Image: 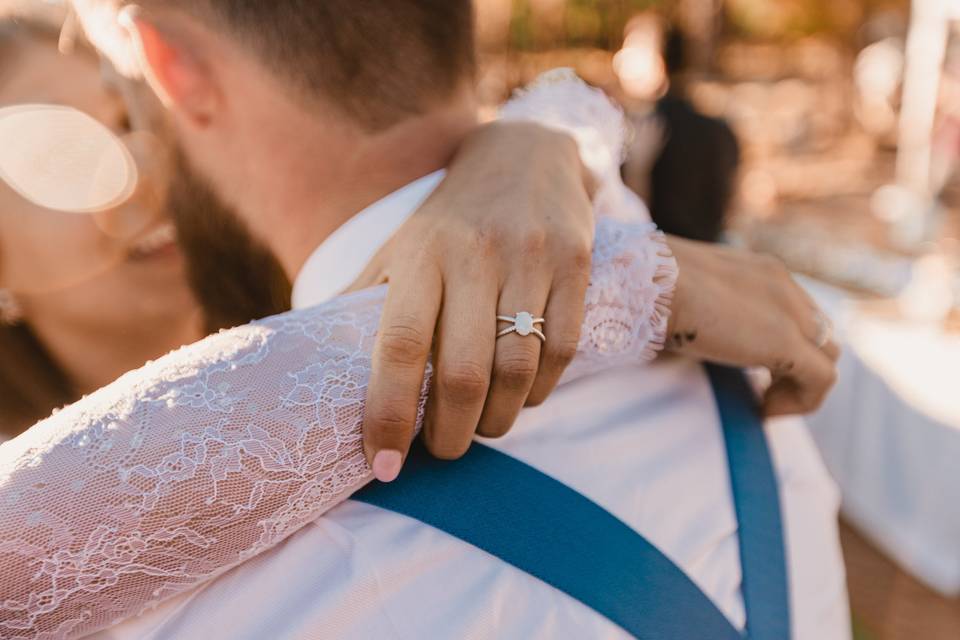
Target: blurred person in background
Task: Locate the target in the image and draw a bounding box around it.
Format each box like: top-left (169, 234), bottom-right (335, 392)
top-left (621, 23), bottom-right (741, 243)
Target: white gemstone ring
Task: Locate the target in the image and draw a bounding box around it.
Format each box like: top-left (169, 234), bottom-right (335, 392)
top-left (813, 311), bottom-right (833, 349)
top-left (497, 312), bottom-right (546, 343)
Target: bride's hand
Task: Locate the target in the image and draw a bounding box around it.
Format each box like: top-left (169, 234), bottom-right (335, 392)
top-left (347, 122), bottom-right (594, 480)
top-left (665, 236), bottom-right (840, 416)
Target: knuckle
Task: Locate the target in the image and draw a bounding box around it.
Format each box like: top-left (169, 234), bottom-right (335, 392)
top-left (365, 406), bottom-right (413, 441)
top-left (378, 320), bottom-right (430, 364)
top-left (495, 353), bottom-right (539, 392)
top-left (520, 228), bottom-right (549, 255)
top-left (438, 362), bottom-right (490, 403)
top-left (567, 241), bottom-right (593, 272)
top-left (471, 227), bottom-right (501, 257)
top-left (558, 228), bottom-right (593, 259)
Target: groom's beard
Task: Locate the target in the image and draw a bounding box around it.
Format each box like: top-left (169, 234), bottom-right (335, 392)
top-left (167, 149), bottom-right (292, 333)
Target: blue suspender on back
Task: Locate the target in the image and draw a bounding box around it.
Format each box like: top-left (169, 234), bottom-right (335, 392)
top-left (707, 365), bottom-right (791, 640)
top-left (355, 365), bottom-right (791, 640)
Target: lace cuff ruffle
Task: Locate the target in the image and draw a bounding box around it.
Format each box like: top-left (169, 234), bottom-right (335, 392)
top-left (565, 223), bottom-right (676, 382)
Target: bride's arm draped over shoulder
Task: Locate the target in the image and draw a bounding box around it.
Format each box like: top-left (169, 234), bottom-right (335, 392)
top-left (0, 71), bottom-right (677, 639)
top-left (0, 219), bottom-right (672, 640)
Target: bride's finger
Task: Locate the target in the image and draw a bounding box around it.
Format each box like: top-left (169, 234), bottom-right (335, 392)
top-left (764, 339), bottom-right (837, 416)
top-left (475, 278), bottom-right (550, 439)
top-left (525, 261), bottom-right (590, 407)
top-left (422, 265), bottom-right (498, 459)
top-left (362, 259), bottom-right (442, 481)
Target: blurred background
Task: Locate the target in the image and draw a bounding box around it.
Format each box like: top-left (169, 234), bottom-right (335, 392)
top-left (472, 1), bottom-right (960, 638)
top-left (2, 1), bottom-right (959, 638)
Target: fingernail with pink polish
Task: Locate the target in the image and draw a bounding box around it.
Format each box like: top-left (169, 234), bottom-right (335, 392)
top-left (373, 450), bottom-right (403, 483)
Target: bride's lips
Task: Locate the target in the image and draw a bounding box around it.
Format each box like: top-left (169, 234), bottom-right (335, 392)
top-left (127, 223), bottom-right (181, 261)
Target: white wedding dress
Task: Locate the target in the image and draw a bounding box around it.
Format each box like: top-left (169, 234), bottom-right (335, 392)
top-left (0, 72), bottom-right (678, 639)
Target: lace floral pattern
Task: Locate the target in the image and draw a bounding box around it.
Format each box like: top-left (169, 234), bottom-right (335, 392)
top-left (0, 289), bottom-right (385, 639)
top-left (566, 222), bottom-right (676, 379)
top-left (0, 71), bottom-right (678, 639)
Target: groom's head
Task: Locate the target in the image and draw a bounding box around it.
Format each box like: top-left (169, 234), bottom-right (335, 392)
top-left (75, 0), bottom-right (478, 276)
top-left (121, 0), bottom-right (475, 129)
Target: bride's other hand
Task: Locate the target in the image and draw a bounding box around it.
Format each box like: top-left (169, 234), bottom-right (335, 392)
top-left (665, 236), bottom-right (840, 417)
top-left (348, 122), bottom-right (594, 480)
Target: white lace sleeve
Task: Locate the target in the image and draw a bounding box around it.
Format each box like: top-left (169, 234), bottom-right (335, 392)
top-left (0, 218), bottom-right (672, 640)
top-left (0, 71), bottom-right (677, 640)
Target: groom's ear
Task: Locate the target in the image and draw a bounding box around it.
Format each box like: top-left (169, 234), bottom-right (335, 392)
top-left (119, 7), bottom-right (220, 130)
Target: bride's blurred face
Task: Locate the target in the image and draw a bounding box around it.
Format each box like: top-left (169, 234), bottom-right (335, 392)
top-left (0, 31), bottom-right (194, 328)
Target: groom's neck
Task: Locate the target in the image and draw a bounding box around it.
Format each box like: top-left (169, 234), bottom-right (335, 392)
top-left (256, 90), bottom-right (480, 280)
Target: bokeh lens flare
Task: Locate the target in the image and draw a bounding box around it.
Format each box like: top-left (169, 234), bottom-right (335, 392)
top-left (0, 103), bottom-right (138, 214)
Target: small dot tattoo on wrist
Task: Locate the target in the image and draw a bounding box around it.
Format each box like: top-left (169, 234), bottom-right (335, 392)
top-left (670, 330), bottom-right (698, 349)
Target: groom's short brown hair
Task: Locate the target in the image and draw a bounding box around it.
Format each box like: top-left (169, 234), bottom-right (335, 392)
top-left (154, 0), bottom-right (475, 130)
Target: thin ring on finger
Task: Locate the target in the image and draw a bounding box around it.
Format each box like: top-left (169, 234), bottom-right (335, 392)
top-left (785, 277), bottom-right (834, 350)
top-left (497, 313), bottom-right (546, 342)
top-left (812, 311), bottom-right (834, 349)
top-left (475, 299), bottom-right (549, 439)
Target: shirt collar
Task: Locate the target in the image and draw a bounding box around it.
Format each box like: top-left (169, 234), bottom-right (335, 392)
top-left (291, 170), bottom-right (446, 309)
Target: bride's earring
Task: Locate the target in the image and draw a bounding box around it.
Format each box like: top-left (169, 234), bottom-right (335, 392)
top-left (0, 289), bottom-right (23, 325)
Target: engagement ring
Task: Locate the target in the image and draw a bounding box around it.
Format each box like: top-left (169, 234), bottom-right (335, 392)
top-left (497, 312), bottom-right (546, 343)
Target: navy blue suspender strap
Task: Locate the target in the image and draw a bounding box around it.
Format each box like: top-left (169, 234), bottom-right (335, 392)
top-left (354, 365), bottom-right (791, 639)
top-left (707, 365), bottom-right (791, 640)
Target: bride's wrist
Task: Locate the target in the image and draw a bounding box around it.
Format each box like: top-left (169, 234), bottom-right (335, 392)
top-left (659, 235), bottom-right (686, 347)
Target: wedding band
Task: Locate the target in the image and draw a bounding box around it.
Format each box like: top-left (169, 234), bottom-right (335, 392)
top-left (813, 312), bottom-right (833, 349)
top-left (497, 312), bottom-right (546, 343)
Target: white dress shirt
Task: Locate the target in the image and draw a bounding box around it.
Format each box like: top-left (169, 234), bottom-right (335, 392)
top-left (98, 172), bottom-right (850, 640)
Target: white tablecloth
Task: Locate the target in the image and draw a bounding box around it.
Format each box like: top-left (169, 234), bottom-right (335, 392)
top-left (802, 277), bottom-right (960, 596)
